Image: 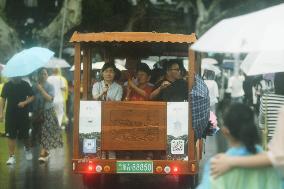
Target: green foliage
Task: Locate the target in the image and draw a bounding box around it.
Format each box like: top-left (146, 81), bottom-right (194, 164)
top-left (81, 0), bottom-right (132, 31)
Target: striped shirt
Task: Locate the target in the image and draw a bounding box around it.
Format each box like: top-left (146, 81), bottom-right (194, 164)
top-left (259, 93), bottom-right (284, 141)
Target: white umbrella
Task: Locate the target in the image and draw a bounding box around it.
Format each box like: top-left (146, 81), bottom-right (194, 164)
top-left (63, 47), bottom-right (75, 56)
top-left (241, 51), bottom-right (284, 76)
top-left (44, 57), bottom-right (71, 68)
top-left (191, 3), bottom-right (284, 53)
top-left (202, 58), bottom-right (218, 65)
top-left (70, 62), bottom-right (127, 71)
top-left (92, 61), bottom-right (127, 71)
top-left (141, 59), bottom-right (156, 69)
top-left (201, 63), bottom-right (221, 75)
top-left (70, 63), bottom-right (83, 71)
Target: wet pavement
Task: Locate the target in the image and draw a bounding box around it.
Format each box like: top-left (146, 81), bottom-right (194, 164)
top-left (0, 131), bottom-right (83, 189)
top-left (0, 128), bottom-right (226, 189)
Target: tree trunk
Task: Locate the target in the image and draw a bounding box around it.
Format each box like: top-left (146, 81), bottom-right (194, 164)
top-left (35, 0), bottom-right (82, 49)
top-left (0, 0), bottom-right (6, 11)
top-left (195, 0), bottom-right (222, 36)
top-left (0, 0), bottom-right (21, 62)
top-left (124, 0), bottom-right (148, 31)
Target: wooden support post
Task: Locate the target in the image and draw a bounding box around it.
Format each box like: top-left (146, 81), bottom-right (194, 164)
top-left (73, 43), bottom-right (81, 159)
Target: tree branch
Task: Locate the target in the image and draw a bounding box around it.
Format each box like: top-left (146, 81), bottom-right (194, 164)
top-left (124, 0), bottom-right (148, 31)
top-left (35, 0), bottom-right (82, 48)
top-left (0, 2), bottom-right (21, 61)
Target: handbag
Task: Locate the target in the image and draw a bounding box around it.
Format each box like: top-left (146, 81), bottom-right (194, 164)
top-left (32, 110), bottom-right (44, 125)
top-left (32, 101), bottom-right (45, 125)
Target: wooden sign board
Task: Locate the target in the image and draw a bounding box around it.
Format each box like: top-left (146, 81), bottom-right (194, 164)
top-left (102, 101), bottom-right (166, 150)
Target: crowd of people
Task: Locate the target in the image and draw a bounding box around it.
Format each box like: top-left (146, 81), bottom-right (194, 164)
top-left (91, 59), bottom-right (189, 159)
top-left (0, 55), bottom-right (283, 188)
top-left (91, 59), bottom-right (188, 103)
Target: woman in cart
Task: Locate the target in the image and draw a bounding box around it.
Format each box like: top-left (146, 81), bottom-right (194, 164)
top-left (92, 62), bottom-right (123, 101)
top-left (92, 62), bottom-right (123, 159)
top-left (124, 63), bottom-right (153, 101)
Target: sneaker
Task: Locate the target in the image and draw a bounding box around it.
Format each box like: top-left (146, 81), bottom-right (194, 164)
top-left (25, 149), bottom-right (33, 160)
top-left (38, 155), bottom-right (49, 163)
top-left (6, 156), bottom-right (16, 165)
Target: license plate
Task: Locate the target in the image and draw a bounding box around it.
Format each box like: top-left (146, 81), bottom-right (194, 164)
top-left (116, 161), bottom-right (153, 173)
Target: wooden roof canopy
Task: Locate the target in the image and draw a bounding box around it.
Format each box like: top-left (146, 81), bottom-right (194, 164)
top-left (70, 31), bottom-right (196, 43)
top-left (70, 32), bottom-right (196, 57)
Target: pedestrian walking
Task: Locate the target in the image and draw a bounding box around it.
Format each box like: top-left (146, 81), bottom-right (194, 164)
top-left (203, 69), bottom-right (219, 113)
top-left (227, 73), bottom-right (245, 104)
top-left (33, 68), bottom-right (63, 163)
top-left (47, 68), bottom-right (66, 128)
top-left (0, 77), bottom-right (35, 165)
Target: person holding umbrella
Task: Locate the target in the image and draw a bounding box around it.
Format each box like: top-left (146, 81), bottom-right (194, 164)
top-left (0, 47), bottom-right (55, 165)
top-left (0, 77), bottom-right (35, 165)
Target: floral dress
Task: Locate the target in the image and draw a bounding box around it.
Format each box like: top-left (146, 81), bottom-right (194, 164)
top-left (32, 82), bottom-right (63, 150)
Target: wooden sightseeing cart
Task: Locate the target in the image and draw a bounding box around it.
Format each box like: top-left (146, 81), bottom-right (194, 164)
top-left (70, 32), bottom-right (200, 188)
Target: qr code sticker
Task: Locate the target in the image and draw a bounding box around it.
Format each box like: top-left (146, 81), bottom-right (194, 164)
top-left (171, 140), bottom-right (184, 154)
top-left (83, 138), bottom-right (96, 154)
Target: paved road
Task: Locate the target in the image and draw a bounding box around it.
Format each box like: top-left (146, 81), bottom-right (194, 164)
top-left (0, 128), bottom-right (226, 189)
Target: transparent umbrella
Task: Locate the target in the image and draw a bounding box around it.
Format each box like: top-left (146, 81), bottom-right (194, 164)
top-left (92, 61), bottom-right (127, 71)
top-left (70, 62), bottom-right (127, 71)
top-left (241, 51), bottom-right (284, 76)
top-left (191, 3), bottom-right (284, 53)
top-left (44, 57), bottom-right (71, 68)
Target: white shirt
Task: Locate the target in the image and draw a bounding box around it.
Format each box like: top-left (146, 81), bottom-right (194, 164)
top-left (228, 75), bottom-right (245, 98)
top-left (204, 80), bottom-right (219, 106)
top-left (92, 80), bottom-right (122, 101)
top-left (47, 75), bottom-right (66, 103)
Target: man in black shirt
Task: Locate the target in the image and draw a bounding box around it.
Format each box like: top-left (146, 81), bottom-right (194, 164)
top-left (0, 77), bottom-right (34, 165)
top-left (150, 59), bottom-right (188, 101)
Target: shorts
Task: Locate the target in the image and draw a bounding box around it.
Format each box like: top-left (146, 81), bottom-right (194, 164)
top-left (6, 116), bottom-right (30, 140)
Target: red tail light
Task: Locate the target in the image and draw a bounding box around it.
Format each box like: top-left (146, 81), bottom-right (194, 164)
top-left (173, 166), bottom-right (179, 173)
top-left (88, 164), bottom-right (94, 172)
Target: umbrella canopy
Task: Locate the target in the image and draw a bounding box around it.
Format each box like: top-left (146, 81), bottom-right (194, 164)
top-left (44, 57), bottom-right (71, 68)
top-left (202, 58), bottom-right (218, 65)
top-left (191, 3), bottom-right (284, 53)
top-left (241, 51), bottom-right (284, 76)
top-left (70, 62), bottom-right (127, 71)
top-left (201, 63), bottom-right (221, 75)
top-left (141, 59), bottom-right (156, 69)
top-left (92, 61), bottom-right (127, 71)
top-left (0, 63), bottom-right (5, 72)
top-left (3, 47), bottom-right (54, 77)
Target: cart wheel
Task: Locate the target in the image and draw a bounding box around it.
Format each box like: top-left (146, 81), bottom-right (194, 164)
top-left (82, 174), bottom-right (101, 189)
top-left (178, 175), bottom-right (198, 189)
